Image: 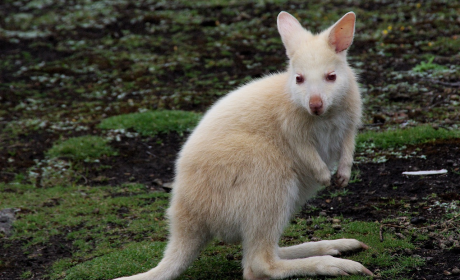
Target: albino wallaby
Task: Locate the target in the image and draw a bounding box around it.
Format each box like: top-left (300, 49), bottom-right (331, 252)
top-left (114, 11), bottom-right (373, 280)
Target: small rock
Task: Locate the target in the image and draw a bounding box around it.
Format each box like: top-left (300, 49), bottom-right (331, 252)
top-left (452, 267), bottom-right (460, 275)
top-left (319, 211), bottom-right (327, 217)
top-left (395, 233), bottom-right (406, 239)
top-left (443, 270), bottom-right (451, 276)
top-left (153, 178), bottom-right (163, 186)
top-left (332, 224), bottom-right (342, 230)
top-left (162, 182), bottom-right (173, 189)
top-left (0, 208), bottom-right (17, 237)
top-left (306, 218), bottom-right (313, 225)
top-left (373, 114), bottom-right (386, 124)
top-left (310, 237), bottom-right (321, 241)
top-left (410, 216), bottom-right (427, 225)
top-left (409, 196), bottom-right (418, 202)
top-left (404, 248), bottom-right (413, 255)
top-left (332, 218), bottom-right (341, 223)
top-left (428, 232), bottom-right (437, 239)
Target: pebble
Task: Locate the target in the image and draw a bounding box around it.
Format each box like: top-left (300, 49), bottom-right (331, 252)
top-left (410, 216), bottom-right (427, 224)
top-left (319, 211), bottom-right (327, 217)
top-left (332, 224), bottom-right (341, 230)
top-left (0, 209), bottom-right (17, 237)
top-left (332, 218), bottom-right (341, 223)
top-left (443, 270), bottom-right (451, 276)
top-left (452, 267), bottom-right (460, 275)
top-left (395, 233), bottom-right (406, 239)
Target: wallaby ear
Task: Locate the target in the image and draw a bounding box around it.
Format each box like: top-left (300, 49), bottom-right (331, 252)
top-left (328, 12), bottom-right (356, 53)
top-left (277, 11), bottom-right (305, 58)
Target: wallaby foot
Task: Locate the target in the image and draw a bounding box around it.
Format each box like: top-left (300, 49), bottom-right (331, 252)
top-left (279, 238), bottom-right (368, 259)
top-left (244, 254), bottom-right (373, 279)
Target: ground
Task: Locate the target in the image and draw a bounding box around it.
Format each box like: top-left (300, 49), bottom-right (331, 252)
top-left (0, 0), bottom-right (459, 279)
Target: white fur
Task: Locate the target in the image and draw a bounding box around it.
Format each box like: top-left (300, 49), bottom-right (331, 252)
top-left (113, 11), bottom-right (371, 280)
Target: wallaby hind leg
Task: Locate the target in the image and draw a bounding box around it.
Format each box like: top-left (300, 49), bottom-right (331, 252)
top-left (114, 219), bottom-right (210, 280)
top-left (243, 236), bottom-right (373, 280)
top-left (243, 241), bottom-right (372, 280)
top-left (278, 238), bottom-right (369, 259)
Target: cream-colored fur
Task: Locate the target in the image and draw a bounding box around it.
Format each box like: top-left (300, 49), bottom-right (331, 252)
top-left (114, 11), bottom-right (372, 280)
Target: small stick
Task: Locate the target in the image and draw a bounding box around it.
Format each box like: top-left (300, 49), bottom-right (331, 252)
top-left (379, 225), bottom-right (384, 242)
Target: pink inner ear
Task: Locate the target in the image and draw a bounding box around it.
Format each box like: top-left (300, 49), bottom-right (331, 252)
top-left (329, 13), bottom-right (355, 53)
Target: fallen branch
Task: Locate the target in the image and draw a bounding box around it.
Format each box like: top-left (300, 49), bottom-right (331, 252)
top-left (430, 80), bottom-right (460, 88)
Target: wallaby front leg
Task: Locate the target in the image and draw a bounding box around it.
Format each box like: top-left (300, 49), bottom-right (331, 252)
top-left (278, 239), bottom-right (368, 259)
top-left (336, 128), bottom-right (357, 187)
top-left (295, 144), bottom-right (331, 187)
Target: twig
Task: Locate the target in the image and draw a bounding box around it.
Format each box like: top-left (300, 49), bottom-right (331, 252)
top-left (416, 213), bottom-right (460, 230)
top-left (430, 80), bottom-right (460, 87)
top-left (379, 225), bottom-right (384, 242)
top-left (77, 172), bottom-right (88, 185)
top-left (381, 223), bottom-right (407, 229)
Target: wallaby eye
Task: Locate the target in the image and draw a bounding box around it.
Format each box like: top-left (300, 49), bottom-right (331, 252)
top-left (295, 74), bottom-right (304, 84)
top-left (326, 72), bottom-right (336, 82)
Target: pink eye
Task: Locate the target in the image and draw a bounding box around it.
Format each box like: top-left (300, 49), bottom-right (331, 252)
top-left (326, 72), bottom-right (336, 82)
top-left (295, 74), bottom-right (304, 84)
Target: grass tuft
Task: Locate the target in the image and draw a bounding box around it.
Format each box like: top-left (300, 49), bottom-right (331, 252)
top-left (46, 135), bottom-right (117, 161)
top-left (357, 125), bottom-right (460, 150)
top-left (99, 110), bottom-right (202, 136)
top-left (412, 56), bottom-right (448, 72)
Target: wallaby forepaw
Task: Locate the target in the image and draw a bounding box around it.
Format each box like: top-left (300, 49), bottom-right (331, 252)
top-left (336, 165), bottom-right (351, 187)
top-left (316, 169), bottom-right (331, 187)
top-left (335, 173), bottom-right (349, 187)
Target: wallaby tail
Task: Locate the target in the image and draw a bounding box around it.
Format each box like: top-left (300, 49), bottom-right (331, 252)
top-left (113, 230), bottom-right (210, 280)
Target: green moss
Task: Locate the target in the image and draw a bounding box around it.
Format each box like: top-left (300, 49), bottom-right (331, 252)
top-left (357, 125), bottom-right (460, 150)
top-left (99, 110), bottom-right (202, 136)
top-left (46, 135), bottom-right (117, 161)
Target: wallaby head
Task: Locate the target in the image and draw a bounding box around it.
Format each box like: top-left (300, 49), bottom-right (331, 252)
top-left (277, 12), bottom-right (356, 116)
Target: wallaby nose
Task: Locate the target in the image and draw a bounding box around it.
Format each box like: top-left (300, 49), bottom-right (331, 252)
top-left (309, 95), bottom-right (323, 115)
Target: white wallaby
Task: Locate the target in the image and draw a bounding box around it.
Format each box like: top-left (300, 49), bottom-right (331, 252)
top-left (114, 11), bottom-right (373, 280)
